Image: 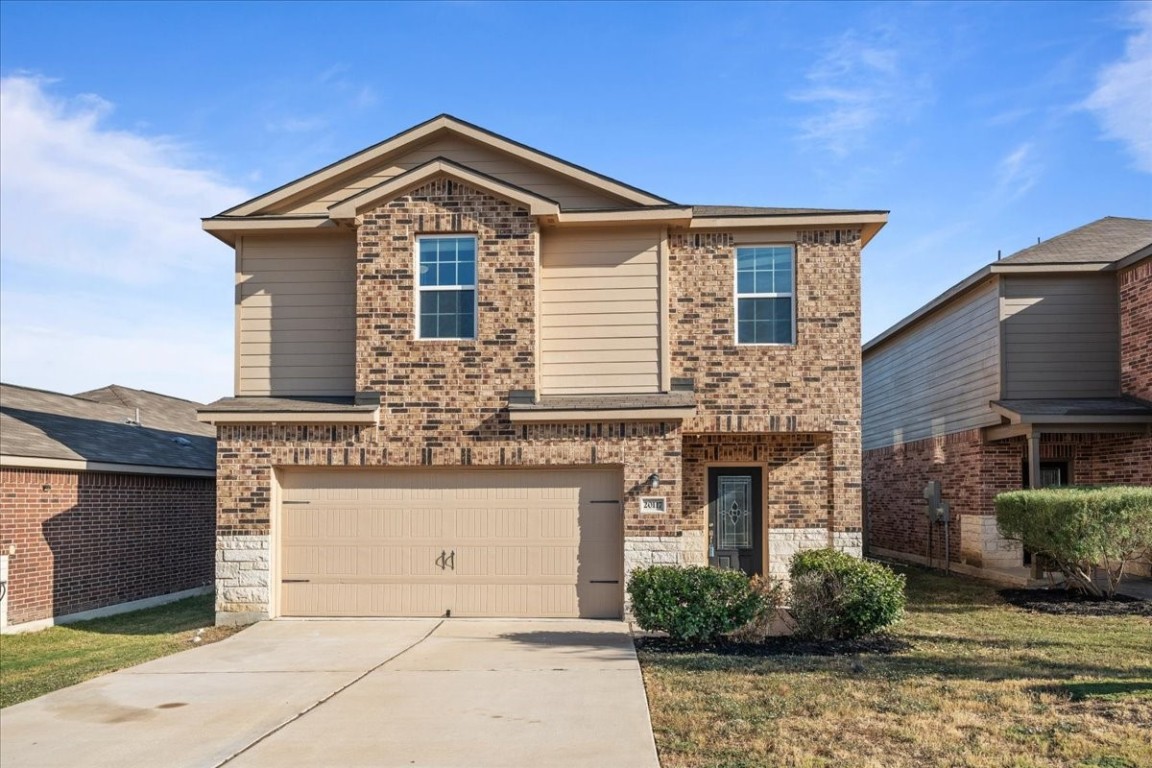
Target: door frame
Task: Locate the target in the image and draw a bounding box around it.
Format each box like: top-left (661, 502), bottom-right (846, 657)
top-left (703, 462), bottom-right (768, 576)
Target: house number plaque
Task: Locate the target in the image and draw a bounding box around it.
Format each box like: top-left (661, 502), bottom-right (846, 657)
top-left (640, 496), bottom-right (667, 513)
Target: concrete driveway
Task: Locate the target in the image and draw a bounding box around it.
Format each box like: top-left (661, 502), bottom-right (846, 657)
top-left (0, 619), bottom-right (660, 768)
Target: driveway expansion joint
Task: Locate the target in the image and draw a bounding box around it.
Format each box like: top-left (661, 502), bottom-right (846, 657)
top-left (211, 619), bottom-right (444, 768)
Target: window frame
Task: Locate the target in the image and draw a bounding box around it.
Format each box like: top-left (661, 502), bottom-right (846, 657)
top-left (733, 243), bottom-right (796, 346)
top-left (413, 234), bottom-right (479, 341)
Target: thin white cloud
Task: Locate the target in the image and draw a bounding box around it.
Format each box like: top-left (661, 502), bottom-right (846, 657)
top-left (0, 289), bottom-right (232, 404)
top-left (0, 76), bottom-right (242, 402)
top-left (1085, 4), bottom-right (1152, 173)
top-left (995, 142), bottom-right (1042, 202)
top-left (266, 115), bottom-right (329, 134)
top-left (791, 31), bottom-right (930, 157)
top-left (0, 75), bottom-right (248, 283)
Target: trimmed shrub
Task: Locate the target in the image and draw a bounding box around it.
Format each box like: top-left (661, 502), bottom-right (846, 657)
top-left (995, 486), bottom-right (1152, 597)
top-left (788, 549), bottom-right (906, 640)
top-left (727, 575), bottom-right (788, 643)
top-left (627, 565), bottom-right (766, 643)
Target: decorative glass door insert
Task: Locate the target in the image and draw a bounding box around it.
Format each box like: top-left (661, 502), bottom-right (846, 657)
top-left (717, 475), bottom-right (752, 549)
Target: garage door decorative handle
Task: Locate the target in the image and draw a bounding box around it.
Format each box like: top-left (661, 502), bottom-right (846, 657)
top-left (436, 550), bottom-right (457, 571)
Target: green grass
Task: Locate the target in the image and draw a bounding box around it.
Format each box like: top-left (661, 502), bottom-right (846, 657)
top-left (638, 566), bottom-right (1152, 768)
top-left (0, 594), bottom-right (241, 708)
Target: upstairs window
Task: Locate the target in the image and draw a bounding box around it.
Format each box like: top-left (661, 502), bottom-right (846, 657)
top-left (735, 245), bottom-right (794, 345)
top-left (417, 236), bottom-right (477, 339)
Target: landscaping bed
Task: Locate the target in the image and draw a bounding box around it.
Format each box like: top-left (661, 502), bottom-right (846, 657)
top-left (637, 566), bottom-right (1152, 768)
top-left (635, 633), bottom-right (912, 657)
top-left (999, 587), bottom-right (1152, 617)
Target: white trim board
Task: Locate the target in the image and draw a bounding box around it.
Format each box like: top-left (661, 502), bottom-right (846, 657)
top-left (0, 455), bottom-right (215, 478)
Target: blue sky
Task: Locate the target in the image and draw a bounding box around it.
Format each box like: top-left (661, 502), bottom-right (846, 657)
top-left (2, 0), bottom-right (1150, 403)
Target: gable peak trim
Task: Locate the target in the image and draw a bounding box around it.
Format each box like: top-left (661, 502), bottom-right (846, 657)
top-left (220, 114), bottom-right (672, 217)
top-left (327, 157), bottom-right (561, 219)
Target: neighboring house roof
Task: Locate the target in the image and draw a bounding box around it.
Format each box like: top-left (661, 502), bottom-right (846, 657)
top-left (997, 217), bottom-right (1152, 266)
top-left (0, 383), bottom-right (216, 474)
top-left (992, 398), bottom-right (1152, 421)
top-left (864, 216), bottom-right (1152, 354)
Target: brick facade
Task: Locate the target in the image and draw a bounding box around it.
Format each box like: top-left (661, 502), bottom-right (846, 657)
top-left (669, 228), bottom-right (864, 544)
top-left (214, 181), bottom-right (866, 620)
top-left (1119, 257), bottom-right (1152, 402)
top-left (864, 428), bottom-right (1152, 570)
top-left (0, 468), bottom-right (215, 627)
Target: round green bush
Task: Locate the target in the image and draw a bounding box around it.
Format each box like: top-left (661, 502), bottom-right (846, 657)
top-left (788, 549), bottom-right (906, 640)
top-left (626, 565), bottom-right (766, 643)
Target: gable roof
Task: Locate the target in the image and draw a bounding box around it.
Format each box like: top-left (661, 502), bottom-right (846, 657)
top-left (327, 157), bottom-right (561, 220)
top-left (863, 216), bottom-right (1152, 354)
top-left (220, 114), bottom-right (673, 217)
top-left (0, 383), bottom-right (216, 474)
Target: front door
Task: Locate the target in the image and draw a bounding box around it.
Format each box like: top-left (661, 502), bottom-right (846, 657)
top-left (708, 467), bottom-right (763, 576)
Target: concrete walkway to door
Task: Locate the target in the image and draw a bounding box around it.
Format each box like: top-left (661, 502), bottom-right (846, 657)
top-left (0, 619), bottom-right (661, 768)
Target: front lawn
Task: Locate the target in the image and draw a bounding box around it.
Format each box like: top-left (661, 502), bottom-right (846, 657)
top-left (0, 594), bottom-right (241, 708)
top-left (638, 566), bottom-right (1152, 768)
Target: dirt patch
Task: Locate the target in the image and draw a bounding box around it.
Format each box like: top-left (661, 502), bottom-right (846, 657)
top-left (635, 633), bottom-right (912, 657)
top-left (998, 588), bottom-right (1152, 617)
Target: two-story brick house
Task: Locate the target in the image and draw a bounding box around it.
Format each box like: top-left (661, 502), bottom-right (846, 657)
top-left (862, 217), bottom-right (1152, 580)
top-left (199, 115), bottom-right (887, 624)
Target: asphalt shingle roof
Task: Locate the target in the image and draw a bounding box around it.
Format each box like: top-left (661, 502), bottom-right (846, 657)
top-left (691, 205), bottom-right (885, 217)
top-left (0, 383), bottom-right (216, 471)
top-left (998, 216), bottom-right (1152, 266)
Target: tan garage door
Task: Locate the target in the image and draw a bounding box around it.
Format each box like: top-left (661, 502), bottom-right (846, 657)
top-left (278, 468), bottom-right (623, 619)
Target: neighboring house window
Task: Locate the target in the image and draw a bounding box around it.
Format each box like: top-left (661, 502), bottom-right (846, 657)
top-left (735, 245), bottom-right (794, 345)
top-left (416, 236), bottom-right (477, 339)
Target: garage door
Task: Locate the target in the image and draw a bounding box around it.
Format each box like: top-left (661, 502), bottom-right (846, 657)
top-left (278, 468), bottom-right (623, 618)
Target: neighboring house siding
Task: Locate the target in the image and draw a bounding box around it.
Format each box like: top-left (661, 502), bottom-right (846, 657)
top-left (862, 278), bottom-right (1000, 451)
top-left (0, 468), bottom-right (215, 626)
top-left (237, 234), bottom-right (356, 397)
top-left (275, 134), bottom-right (631, 216)
top-left (1119, 257), bottom-right (1152, 401)
top-left (539, 227), bottom-right (661, 395)
top-left (1000, 273), bottom-right (1119, 398)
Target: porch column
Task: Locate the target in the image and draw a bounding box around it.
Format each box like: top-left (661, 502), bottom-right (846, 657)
top-left (1027, 430), bottom-right (1041, 490)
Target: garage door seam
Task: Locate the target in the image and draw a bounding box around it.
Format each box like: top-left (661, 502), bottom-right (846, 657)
top-left (210, 620), bottom-right (444, 767)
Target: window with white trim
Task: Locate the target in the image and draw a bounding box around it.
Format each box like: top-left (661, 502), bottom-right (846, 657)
top-left (416, 236), bottom-right (477, 339)
top-left (735, 245), bottom-right (794, 345)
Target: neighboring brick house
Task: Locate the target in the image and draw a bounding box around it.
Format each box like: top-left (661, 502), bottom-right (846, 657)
top-left (862, 217), bottom-right (1152, 581)
top-left (199, 114), bottom-right (888, 624)
top-left (0, 384), bottom-right (216, 633)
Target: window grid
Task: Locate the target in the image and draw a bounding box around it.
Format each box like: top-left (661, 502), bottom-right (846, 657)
top-left (416, 236), bottom-right (478, 340)
top-left (735, 245), bottom-right (795, 345)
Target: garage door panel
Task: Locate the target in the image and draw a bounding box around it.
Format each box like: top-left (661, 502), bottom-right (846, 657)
top-left (279, 468), bottom-right (622, 618)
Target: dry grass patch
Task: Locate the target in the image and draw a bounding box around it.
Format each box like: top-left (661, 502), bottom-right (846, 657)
top-left (0, 594), bottom-right (241, 708)
top-left (638, 566), bottom-right (1152, 768)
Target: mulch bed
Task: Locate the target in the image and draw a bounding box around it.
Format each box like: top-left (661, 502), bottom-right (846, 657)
top-left (998, 588), bottom-right (1152, 617)
top-left (634, 634), bottom-right (912, 657)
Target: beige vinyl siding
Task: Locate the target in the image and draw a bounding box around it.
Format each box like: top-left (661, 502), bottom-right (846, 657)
top-left (237, 234), bottom-right (356, 396)
top-left (863, 278), bottom-right (1001, 450)
top-left (275, 134), bottom-right (632, 215)
top-left (1000, 274), bottom-right (1119, 398)
top-left (539, 228), bottom-right (662, 395)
